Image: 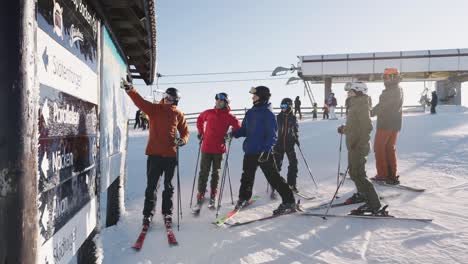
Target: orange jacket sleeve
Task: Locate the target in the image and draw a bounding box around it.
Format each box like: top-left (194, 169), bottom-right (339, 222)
top-left (177, 112), bottom-right (190, 144)
top-left (126, 89), bottom-right (156, 116)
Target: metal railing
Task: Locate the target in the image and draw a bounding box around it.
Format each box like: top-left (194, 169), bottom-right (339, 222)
top-left (128, 105), bottom-right (425, 126)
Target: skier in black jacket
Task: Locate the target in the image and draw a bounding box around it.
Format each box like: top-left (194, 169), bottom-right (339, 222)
top-left (271, 98), bottom-right (300, 198)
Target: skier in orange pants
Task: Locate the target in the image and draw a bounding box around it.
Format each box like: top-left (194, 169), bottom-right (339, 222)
top-left (371, 68), bottom-right (404, 184)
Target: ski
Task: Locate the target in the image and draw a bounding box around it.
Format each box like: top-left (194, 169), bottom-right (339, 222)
top-left (299, 212), bottom-right (432, 222)
top-left (228, 206), bottom-right (303, 227)
top-left (305, 193), bottom-right (401, 212)
top-left (132, 224), bottom-right (149, 250)
top-left (165, 223), bottom-right (178, 246)
top-left (212, 195), bottom-right (260, 226)
top-left (371, 179), bottom-right (425, 192)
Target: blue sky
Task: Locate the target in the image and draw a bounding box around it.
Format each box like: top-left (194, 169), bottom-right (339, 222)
top-left (131, 0), bottom-right (468, 113)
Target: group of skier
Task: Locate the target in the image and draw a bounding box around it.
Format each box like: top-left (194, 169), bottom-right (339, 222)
top-left (121, 66), bottom-right (405, 227)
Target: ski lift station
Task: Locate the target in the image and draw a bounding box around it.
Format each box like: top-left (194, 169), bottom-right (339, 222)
top-left (274, 49), bottom-right (468, 106)
top-left (1, 0), bottom-right (156, 263)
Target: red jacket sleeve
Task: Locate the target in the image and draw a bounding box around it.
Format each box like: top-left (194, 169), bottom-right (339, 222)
top-left (230, 114), bottom-right (241, 132)
top-left (196, 110), bottom-right (207, 135)
top-left (126, 89), bottom-right (156, 116)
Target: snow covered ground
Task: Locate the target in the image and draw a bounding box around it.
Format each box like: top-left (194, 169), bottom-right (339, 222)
top-left (101, 106), bottom-right (468, 264)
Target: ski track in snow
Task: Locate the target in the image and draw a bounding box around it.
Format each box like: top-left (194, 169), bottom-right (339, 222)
top-left (101, 106), bottom-right (468, 264)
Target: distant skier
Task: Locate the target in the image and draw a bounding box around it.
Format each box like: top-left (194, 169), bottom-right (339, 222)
top-left (294, 96), bottom-right (302, 120)
top-left (323, 104), bottom-right (329, 119)
top-left (227, 86), bottom-right (298, 215)
top-left (312, 103), bottom-right (318, 120)
top-left (371, 68), bottom-right (404, 185)
top-left (134, 109), bottom-right (141, 129)
top-left (271, 98), bottom-right (300, 200)
top-left (326, 93), bottom-right (338, 119)
top-left (194, 92), bottom-right (240, 212)
top-left (430, 91), bottom-right (438, 114)
top-left (338, 82), bottom-right (383, 215)
top-left (121, 79), bottom-right (189, 228)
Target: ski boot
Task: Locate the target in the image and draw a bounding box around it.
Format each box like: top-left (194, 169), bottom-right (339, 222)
top-left (234, 199), bottom-right (248, 210)
top-left (273, 202), bottom-right (298, 216)
top-left (208, 189), bottom-right (216, 209)
top-left (345, 192), bottom-right (365, 205)
top-left (192, 192), bottom-right (205, 214)
top-left (349, 204), bottom-right (388, 216)
top-left (370, 176), bottom-right (387, 182)
top-left (164, 214), bottom-right (172, 228)
top-left (142, 215), bottom-right (153, 227)
top-left (385, 176), bottom-right (400, 185)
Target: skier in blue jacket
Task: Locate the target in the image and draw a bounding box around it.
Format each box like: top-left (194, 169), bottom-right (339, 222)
top-left (228, 86), bottom-right (297, 215)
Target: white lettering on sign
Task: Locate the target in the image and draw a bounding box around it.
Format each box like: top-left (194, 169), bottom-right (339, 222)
top-left (52, 55), bottom-right (82, 89)
top-left (52, 150), bottom-right (74, 172)
top-left (53, 196), bottom-right (69, 220)
top-left (53, 226), bottom-right (77, 263)
top-left (69, 0), bottom-right (98, 38)
top-left (53, 103), bottom-right (79, 125)
top-left (69, 24), bottom-right (84, 47)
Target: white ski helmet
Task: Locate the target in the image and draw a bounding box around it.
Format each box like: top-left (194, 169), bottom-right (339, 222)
top-left (344, 81), bottom-right (368, 94)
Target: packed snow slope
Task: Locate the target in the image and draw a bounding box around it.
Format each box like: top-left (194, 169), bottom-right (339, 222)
top-left (101, 106), bottom-right (468, 264)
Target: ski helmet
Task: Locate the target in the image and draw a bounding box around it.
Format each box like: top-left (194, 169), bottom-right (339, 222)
top-left (383, 68), bottom-right (401, 85)
top-left (249, 86), bottom-right (271, 102)
top-left (164, 87), bottom-right (181, 105)
top-left (280, 98), bottom-right (293, 109)
top-left (215, 92), bottom-right (230, 104)
top-left (344, 82), bottom-right (368, 94)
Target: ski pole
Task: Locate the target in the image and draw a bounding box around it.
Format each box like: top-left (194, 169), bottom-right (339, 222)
top-left (176, 143), bottom-right (182, 231)
top-left (226, 160), bottom-right (234, 205)
top-left (216, 138), bottom-right (232, 218)
top-left (336, 132), bottom-right (343, 188)
top-left (296, 144), bottom-right (318, 189)
top-left (189, 140), bottom-right (202, 208)
top-left (322, 166), bottom-right (349, 220)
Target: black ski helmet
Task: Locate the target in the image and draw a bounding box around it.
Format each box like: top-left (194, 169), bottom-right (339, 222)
top-left (165, 87), bottom-right (180, 105)
top-left (281, 98), bottom-right (293, 106)
top-left (215, 92), bottom-right (230, 104)
top-left (249, 86), bottom-right (271, 102)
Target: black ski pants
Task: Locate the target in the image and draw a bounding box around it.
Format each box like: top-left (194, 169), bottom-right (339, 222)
top-left (274, 148), bottom-right (298, 187)
top-left (238, 153), bottom-right (295, 204)
top-left (197, 152), bottom-right (223, 195)
top-left (143, 155), bottom-right (177, 217)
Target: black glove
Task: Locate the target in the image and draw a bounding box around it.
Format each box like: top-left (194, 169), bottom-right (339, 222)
top-left (295, 138), bottom-right (300, 147)
top-left (258, 151), bottom-right (270, 163)
top-left (174, 138), bottom-right (185, 147)
top-left (337, 125), bottom-right (345, 134)
top-left (224, 132), bottom-right (232, 141)
top-left (197, 134), bottom-right (203, 141)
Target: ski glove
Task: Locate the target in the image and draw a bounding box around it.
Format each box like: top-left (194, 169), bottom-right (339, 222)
top-left (258, 151), bottom-right (270, 163)
top-left (120, 78), bottom-right (132, 91)
top-left (337, 125), bottom-right (345, 134)
top-left (197, 134), bottom-right (203, 141)
top-left (174, 138), bottom-right (185, 147)
top-left (224, 132), bottom-right (232, 141)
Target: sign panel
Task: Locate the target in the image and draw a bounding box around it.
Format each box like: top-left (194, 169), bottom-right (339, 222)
top-left (37, 0), bottom-right (99, 263)
top-left (100, 27), bottom-right (129, 190)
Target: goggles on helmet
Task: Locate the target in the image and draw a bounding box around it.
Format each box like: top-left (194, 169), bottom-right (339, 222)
top-left (215, 93), bottom-right (227, 101)
top-left (163, 93), bottom-right (177, 103)
top-left (280, 103), bottom-right (290, 109)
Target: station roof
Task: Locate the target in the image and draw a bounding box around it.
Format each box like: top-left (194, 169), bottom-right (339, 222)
top-left (94, 0), bottom-right (157, 85)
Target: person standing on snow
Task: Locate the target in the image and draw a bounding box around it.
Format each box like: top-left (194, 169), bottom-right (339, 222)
top-left (294, 96), bottom-right (302, 120)
top-left (312, 103), bottom-right (318, 120)
top-left (371, 68), bottom-right (404, 185)
top-left (338, 82), bottom-right (383, 215)
top-left (121, 79), bottom-right (189, 227)
top-left (430, 91), bottom-right (438, 114)
top-left (326, 93), bottom-right (338, 120)
top-left (228, 86), bottom-right (297, 215)
top-left (194, 92), bottom-right (241, 211)
top-left (134, 109), bottom-right (141, 129)
top-left (270, 98), bottom-right (300, 200)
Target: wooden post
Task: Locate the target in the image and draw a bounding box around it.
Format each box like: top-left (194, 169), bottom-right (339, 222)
top-left (0, 0), bottom-right (38, 263)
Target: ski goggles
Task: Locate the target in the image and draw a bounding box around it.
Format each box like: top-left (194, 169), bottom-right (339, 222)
top-left (163, 93), bottom-right (178, 103)
top-left (280, 103), bottom-right (290, 109)
top-left (215, 93), bottom-right (227, 101)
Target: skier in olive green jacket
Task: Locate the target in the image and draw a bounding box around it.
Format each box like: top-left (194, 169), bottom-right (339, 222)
top-left (338, 82), bottom-right (383, 215)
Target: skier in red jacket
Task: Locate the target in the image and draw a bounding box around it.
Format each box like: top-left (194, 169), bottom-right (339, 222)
top-left (193, 93), bottom-right (241, 213)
